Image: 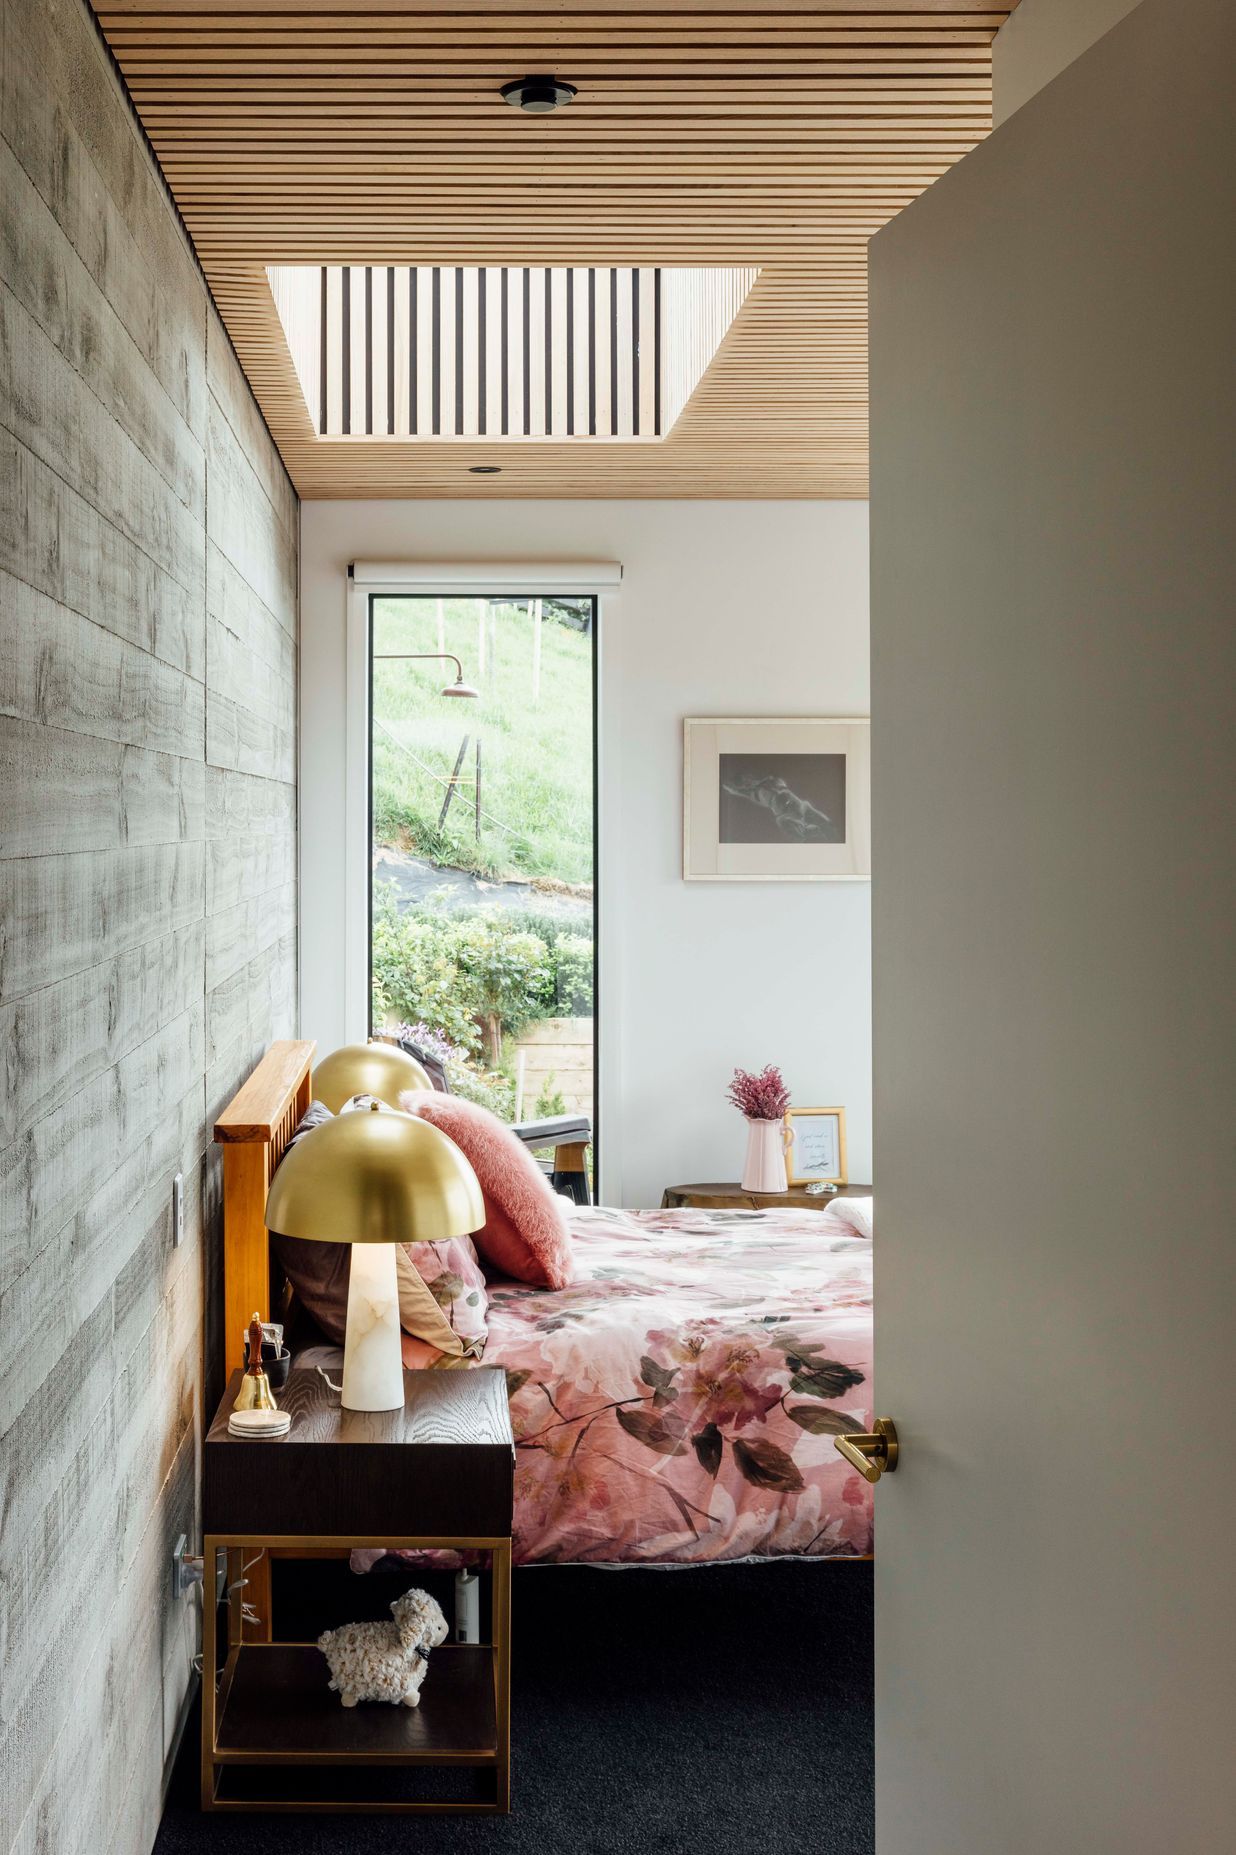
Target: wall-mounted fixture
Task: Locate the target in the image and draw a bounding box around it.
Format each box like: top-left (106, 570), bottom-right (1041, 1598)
top-left (374, 651), bottom-right (480, 699)
top-left (171, 1534), bottom-right (201, 1600)
top-left (500, 75), bottom-right (577, 114)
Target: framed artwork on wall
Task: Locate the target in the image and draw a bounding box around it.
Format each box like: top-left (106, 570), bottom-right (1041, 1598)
top-left (682, 717), bottom-right (871, 880)
top-left (784, 1107), bottom-right (848, 1186)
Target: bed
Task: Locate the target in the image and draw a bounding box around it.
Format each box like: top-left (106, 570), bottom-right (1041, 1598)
top-left (216, 1041), bottom-right (874, 1578)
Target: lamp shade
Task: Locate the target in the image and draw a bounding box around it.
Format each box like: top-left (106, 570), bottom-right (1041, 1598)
top-left (265, 1107), bottom-right (484, 1245)
top-left (312, 1040), bottom-right (432, 1113)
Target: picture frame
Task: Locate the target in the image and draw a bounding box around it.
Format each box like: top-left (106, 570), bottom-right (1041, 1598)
top-left (682, 717), bottom-right (871, 881)
top-left (784, 1107), bottom-right (848, 1186)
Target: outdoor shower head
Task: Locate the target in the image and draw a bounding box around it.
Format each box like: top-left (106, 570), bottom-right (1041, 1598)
top-left (370, 650), bottom-right (479, 698)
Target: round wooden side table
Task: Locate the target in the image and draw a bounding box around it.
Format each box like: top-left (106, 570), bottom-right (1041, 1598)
top-left (660, 1181), bottom-right (872, 1212)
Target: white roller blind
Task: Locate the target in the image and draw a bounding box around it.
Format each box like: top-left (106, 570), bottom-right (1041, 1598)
top-left (350, 561), bottom-right (622, 591)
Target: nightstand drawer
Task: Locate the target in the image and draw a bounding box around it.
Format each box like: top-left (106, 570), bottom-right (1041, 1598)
top-left (205, 1367), bottom-right (514, 1539)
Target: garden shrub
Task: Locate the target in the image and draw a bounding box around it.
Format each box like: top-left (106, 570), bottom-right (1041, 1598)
top-left (551, 935), bottom-right (594, 1015)
top-left (371, 887), bottom-right (481, 1052)
top-left (534, 1074), bottom-right (568, 1117)
top-left (454, 907), bottom-right (594, 1018)
top-left (440, 1056), bottom-right (516, 1120)
top-left (450, 915), bottom-right (553, 1064)
top-left (372, 888), bottom-right (557, 1065)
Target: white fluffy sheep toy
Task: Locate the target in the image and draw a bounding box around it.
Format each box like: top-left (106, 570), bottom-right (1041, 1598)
top-left (318, 1588), bottom-right (449, 1709)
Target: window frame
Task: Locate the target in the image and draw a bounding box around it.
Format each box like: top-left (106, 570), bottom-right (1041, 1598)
top-left (346, 569), bottom-right (611, 1190)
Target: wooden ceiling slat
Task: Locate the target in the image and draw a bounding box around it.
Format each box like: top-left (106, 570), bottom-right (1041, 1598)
top-left (96, 2), bottom-right (1002, 17)
top-left (104, 27), bottom-right (1000, 44)
top-left (122, 60), bottom-right (992, 76)
top-left (89, 0), bottom-right (1012, 497)
top-left (97, 3), bottom-right (1006, 16)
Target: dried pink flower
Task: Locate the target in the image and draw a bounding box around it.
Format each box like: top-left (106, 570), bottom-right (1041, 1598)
top-left (726, 1065), bottom-right (791, 1121)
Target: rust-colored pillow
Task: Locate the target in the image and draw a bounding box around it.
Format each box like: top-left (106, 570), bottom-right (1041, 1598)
top-left (400, 1091), bottom-right (574, 1288)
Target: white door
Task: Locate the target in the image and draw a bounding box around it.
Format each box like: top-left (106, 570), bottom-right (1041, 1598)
top-left (868, 2), bottom-right (1235, 1850)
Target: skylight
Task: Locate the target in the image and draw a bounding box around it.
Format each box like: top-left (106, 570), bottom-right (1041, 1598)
top-left (268, 265), bottom-right (756, 441)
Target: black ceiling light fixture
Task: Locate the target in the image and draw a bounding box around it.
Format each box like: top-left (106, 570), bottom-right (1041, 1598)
top-left (500, 74), bottom-right (577, 114)
top-left (469, 465), bottom-right (502, 475)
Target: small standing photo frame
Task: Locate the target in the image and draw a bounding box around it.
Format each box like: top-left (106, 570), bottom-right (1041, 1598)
top-left (784, 1107), bottom-right (847, 1187)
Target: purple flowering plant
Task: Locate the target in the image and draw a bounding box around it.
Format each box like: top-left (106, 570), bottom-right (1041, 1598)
top-left (395, 1022), bottom-right (459, 1066)
top-left (726, 1064), bottom-right (791, 1122)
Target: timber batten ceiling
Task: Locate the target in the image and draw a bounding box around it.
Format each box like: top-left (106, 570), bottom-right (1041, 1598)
top-left (92, 3), bottom-right (1014, 498)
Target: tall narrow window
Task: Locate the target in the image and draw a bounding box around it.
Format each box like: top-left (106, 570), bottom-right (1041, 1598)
top-left (369, 594), bottom-right (597, 1171)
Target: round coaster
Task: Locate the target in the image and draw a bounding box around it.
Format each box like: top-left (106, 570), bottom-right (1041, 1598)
top-left (228, 1408), bottom-right (291, 1438)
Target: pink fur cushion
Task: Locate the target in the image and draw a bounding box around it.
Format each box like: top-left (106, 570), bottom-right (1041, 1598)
top-left (399, 1091), bottom-right (574, 1288)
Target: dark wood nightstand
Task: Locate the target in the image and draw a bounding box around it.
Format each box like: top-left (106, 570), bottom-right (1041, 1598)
top-left (661, 1181), bottom-right (873, 1212)
top-left (201, 1367), bottom-right (514, 1815)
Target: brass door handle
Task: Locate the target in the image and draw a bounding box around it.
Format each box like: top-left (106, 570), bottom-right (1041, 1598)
top-left (833, 1417), bottom-right (899, 1484)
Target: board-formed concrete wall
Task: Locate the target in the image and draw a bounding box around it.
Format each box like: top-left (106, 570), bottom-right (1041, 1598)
top-left (0, 0), bottom-right (298, 1847)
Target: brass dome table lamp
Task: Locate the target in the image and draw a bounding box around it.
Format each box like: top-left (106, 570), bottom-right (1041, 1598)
top-left (264, 1105), bottom-right (484, 1412)
top-left (312, 1039), bottom-right (432, 1112)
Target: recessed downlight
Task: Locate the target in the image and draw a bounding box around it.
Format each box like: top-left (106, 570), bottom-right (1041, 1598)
top-left (469, 465), bottom-right (502, 475)
top-left (500, 75), bottom-right (577, 114)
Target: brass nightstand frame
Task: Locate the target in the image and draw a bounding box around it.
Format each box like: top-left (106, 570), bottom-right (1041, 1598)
top-left (201, 1533), bottom-right (512, 1814)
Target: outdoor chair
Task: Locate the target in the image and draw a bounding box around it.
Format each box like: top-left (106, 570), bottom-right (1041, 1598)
top-left (381, 1032), bottom-right (593, 1205)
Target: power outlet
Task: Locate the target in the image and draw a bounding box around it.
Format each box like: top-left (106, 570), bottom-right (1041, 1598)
top-left (171, 1534), bottom-right (201, 1599)
top-left (171, 1538), bottom-right (223, 1601)
top-left (172, 1171), bottom-right (184, 1248)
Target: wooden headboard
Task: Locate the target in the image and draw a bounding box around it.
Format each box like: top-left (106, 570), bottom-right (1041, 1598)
top-left (214, 1038), bottom-right (316, 1376)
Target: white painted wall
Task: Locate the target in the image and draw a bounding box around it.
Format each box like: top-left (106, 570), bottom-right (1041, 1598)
top-left (993, 0), bottom-right (1144, 122)
top-left (301, 501), bottom-right (871, 1205)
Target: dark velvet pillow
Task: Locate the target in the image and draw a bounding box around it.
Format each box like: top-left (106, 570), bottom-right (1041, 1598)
top-left (269, 1101), bottom-right (350, 1342)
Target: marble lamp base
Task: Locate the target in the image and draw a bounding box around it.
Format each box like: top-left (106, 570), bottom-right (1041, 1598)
top-left (341, 1242), bottom-right (404, 1412)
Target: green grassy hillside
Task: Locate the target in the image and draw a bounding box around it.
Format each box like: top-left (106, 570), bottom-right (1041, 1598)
top-left (371, 595), bottom-right (593, 886)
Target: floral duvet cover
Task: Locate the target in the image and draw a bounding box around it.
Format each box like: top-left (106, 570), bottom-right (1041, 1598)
top-left (368, 1204), bottom-right (874, 1567)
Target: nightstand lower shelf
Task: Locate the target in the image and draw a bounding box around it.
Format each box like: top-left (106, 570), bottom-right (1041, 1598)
top-left (201, 1535), bottom-right (512, 1813)
top-left (215, 1644), bottom-right (498, 1766)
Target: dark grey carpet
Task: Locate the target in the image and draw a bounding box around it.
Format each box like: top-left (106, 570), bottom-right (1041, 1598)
top-left (156, 1558), bottom-right (873, 1854)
